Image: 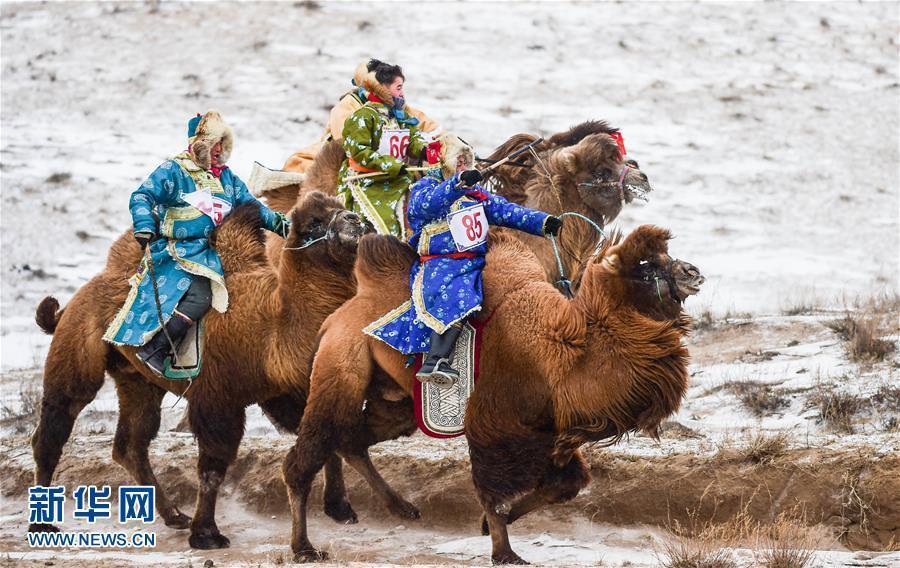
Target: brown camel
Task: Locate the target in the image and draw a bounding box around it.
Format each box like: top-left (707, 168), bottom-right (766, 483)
top-left (29, 192), bottom-right (373, 549)
top-left (263, 121), bottom-right (652, 291)
top-left (281, 225), bottom-right (704, 563)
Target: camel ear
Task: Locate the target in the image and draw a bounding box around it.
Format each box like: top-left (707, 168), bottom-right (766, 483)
top-left (558, 148), bottom-right (578, 175)
top-left (616, 225), bottom-right (672, 270)
top-left (601, 254), bottom-right (620, 272)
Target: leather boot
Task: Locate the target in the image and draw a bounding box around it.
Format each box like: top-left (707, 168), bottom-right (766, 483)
top-left (416, 324), bottom-right (463, 389)
top-left (137, 312), bottom-right (193, 376)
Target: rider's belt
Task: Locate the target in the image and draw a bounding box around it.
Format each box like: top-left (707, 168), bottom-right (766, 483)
top-left (420, 252), bottom-right (478, 262)
top-left (348, 157), bottom-right (379, 173)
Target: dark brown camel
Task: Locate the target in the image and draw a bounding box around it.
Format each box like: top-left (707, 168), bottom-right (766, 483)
top-left (281, 225), bottom-right (703, 563)
top-left (29, 192), bottom-right (371, 549)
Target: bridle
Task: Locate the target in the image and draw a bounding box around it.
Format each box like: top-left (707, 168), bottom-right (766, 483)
top-left (282, 210), bottom-right (343, 251)
top-left (577, 164), bottom-right (629, 203)
top-left (644, 257), bottom-right (681, 306)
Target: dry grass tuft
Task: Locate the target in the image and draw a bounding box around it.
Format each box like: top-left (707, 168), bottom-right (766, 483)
top-left (742, 431), bottom-right (790, 464)
top-left (658, 537), bottom-right (737, 568)
top-left (809, 388), bottom-right (862, 433)
top-left (722, 381), bottom-right (789, 416)
top-left (693, 309), bottom-right (716, 331)
top-left (753, 515), bottom-right (818, 568)
top-left (0, 376), bottom-right (42, 435)
top-left (826, 312), bottom-right (896, 363)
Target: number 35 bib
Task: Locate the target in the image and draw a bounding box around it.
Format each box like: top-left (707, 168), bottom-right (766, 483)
top-left (448, 204), bottom-right (489, 251)
top-left (378, 129), bottom-right (411, 160)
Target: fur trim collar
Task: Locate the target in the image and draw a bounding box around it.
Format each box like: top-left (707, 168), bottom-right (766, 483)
top-left (438, 133), bottom-right (475, 179)
top-left (189, 110), bottom-right (233, 170)
top-left (358, 65), bottom-right (399, 112)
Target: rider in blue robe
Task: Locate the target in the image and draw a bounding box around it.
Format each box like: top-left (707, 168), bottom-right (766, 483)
top-left (103, 111), bottom-right (289, 375)
top-left (365, 135), bottom-right (561, 388)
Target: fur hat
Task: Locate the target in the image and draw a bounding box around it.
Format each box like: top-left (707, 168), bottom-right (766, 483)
top-left (438, 133), bottom-right (475, 180)
top-left (188, 110), bottom-right (233, 169)
top-left (356, 59), bottom-right (399, 105)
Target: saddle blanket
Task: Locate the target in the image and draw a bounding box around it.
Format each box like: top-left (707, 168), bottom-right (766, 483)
top-left (413, 320), bottom-right (482, 438)
top-left (164, 320), bottom-right (204, 381)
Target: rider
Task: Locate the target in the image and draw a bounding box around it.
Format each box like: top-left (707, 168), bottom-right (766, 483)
top-left (103, 111), bottom-right (290, 376)
top-left (284, 59), bottom-right (440, 173)
top-left (364, 134), bottom-right (562, 387)
top-left (336, 60), bottom-right (440, 238)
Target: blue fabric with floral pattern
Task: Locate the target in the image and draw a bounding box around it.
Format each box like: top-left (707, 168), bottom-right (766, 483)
top-left (103, 156), bottom-right (287, 346)
top-left (365, 169), bottom-right (549, 355)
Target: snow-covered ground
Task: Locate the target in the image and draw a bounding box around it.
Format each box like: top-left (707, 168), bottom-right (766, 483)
top-left (1, 2), bottom-right (899, 567)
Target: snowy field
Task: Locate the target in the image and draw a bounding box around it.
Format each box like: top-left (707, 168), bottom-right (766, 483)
top-left (1, 1), bottom-right (899, 567)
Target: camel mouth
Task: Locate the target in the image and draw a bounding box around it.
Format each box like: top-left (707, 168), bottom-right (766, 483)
top-left (623, 167), bottom-right (652, 204)
top-left (334, 213), bottom-right (370, 245)
top-left (672, 262), bottom-right (705, 300)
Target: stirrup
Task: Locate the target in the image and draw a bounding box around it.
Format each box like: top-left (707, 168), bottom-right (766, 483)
top-left (138, 351), bottom-right (167, 377)
top-left (417, 359), bottom-right (459, 390)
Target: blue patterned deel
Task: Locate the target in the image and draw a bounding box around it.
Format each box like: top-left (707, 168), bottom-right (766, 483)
top-left (364, 169), bottom-right (549, 355)
top-left (103, 154), bottom-right (288, 347)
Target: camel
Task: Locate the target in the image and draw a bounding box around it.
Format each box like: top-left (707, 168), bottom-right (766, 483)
top-left (281, 224), bottom-right (704, 563)
top-left (262, 121), bottom-right (652, 291)
top-left (29, 192), bottom-right (372, 549)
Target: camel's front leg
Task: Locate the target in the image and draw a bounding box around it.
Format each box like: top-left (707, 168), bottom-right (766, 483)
top-left (480, 451), bottom-right (591, 535)
top-left (484, 507), bottom-right (529, 565)
top-left (282, 410), bottom-right (338, 562)
top-left (188, 402), bottom-right (245, 549)
top-left (258, 394), bottom-right (358, 524)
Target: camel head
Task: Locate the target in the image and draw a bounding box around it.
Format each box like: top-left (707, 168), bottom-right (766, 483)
top-left (547, 133), bottom-right (653, 226)
top-left (580, 225), bottom-right (703, 321)
top-left (283, 191), bottom-right (369, 268)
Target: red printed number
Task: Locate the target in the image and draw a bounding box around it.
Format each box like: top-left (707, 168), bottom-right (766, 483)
top-left (389, 135), bottom-right (410, 159)
top-left (461, 211), bottom-right (484, 242)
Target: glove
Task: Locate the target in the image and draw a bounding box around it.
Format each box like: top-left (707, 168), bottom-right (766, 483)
top-left (543, 216), bottom-right (563, 237)
top-left (273, 212), bottom-right (291, 237)
top-left (134, 231), bottom-right (155, 250)
top-left (424, 141), bottom-right (442, 165)
top-left (459, 169), bottom-right (483, 187)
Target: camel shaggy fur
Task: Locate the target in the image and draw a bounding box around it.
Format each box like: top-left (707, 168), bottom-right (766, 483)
top-left (281, 225), bottom-right (703, 563)
top-left (30, 192), bottom-right (368, 549)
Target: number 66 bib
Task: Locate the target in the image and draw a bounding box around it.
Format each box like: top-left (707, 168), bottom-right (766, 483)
top-left (448, 204), bottom-right (488, 251)
top-left (378, 128), bottom-right (411, 160)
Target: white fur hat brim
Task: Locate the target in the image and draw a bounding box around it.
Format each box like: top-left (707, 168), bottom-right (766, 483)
top-left (190, 110), bottom-right (233, 169)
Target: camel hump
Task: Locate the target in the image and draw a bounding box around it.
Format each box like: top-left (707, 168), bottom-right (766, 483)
top-left (36, 296), bottom-right (62, 335)
top-left (304, 140), bottom-right (344, 196)
top-left (215, 203), bottom-right (269, 272)
top-left (354, 234), bottom-right (416, 289)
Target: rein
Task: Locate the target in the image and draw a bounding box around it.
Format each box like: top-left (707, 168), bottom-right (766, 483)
top-left (145, 246), bottom-right (179, 364)
top-left (549, 212), bottom-right (606, 299)
top-left (282, 210), bottom-right (341, 251)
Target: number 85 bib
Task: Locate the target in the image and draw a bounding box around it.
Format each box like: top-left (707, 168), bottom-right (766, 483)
top-left (448, 204), bottom-right (488, 252)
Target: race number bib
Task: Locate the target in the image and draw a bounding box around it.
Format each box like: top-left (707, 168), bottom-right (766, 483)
top-left (448, 204), bottom-right (488, 252)
top-left (378, 128), bottom-right (411, 160)
top-left (181, 189), bottom-right (232, 226)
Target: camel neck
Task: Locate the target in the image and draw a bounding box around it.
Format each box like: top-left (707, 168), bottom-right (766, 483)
top-left (276, 254), bottom-right (357, 317)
